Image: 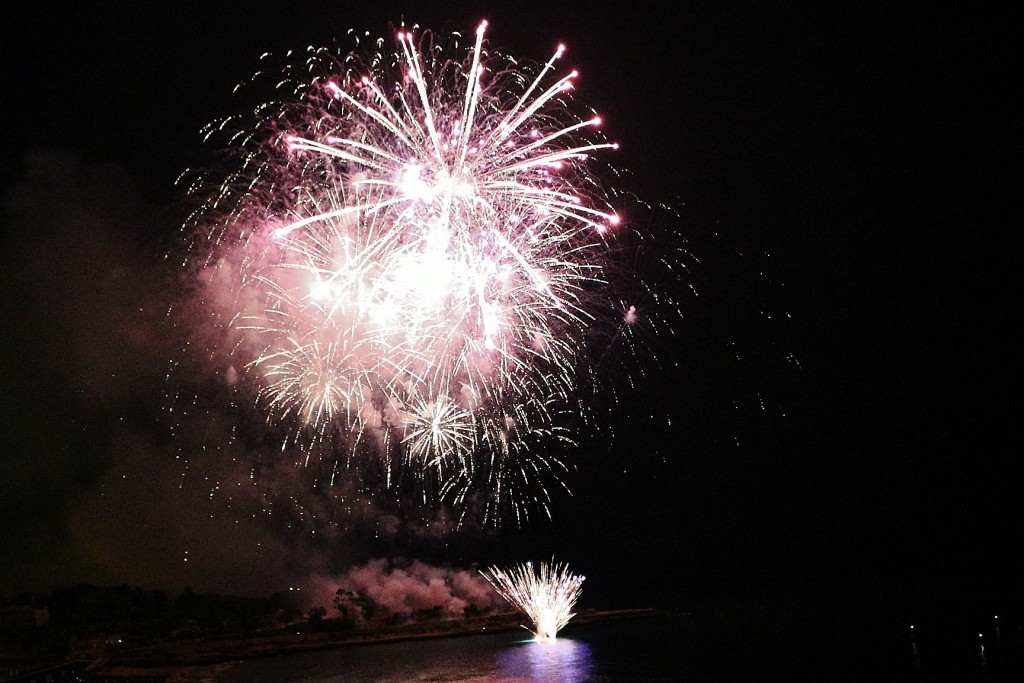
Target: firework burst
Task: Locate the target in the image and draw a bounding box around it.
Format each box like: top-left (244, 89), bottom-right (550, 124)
top-left (175, 20), bottom-right (683, 526)
top-left (483, 560), bottom-right (585, 640)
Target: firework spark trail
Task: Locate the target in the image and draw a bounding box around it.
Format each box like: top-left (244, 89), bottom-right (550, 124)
top-left (483, 560), bottom-right (585, 640)
top-left (176, 21), bottom-right (684, 526)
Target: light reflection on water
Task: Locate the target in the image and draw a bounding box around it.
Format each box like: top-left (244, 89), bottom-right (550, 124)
top-left (205, 629), bottom-right (600, 683)
top-left (172, 612), bottom-right (1019, 682)
top-left (182, 616), bottom-right (701, 682)
top-left (497, 637), bottom-right (593, 683)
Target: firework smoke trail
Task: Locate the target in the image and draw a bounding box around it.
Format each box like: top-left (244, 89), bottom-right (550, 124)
top-left (175, 21), bottom-right (683, 527)
top-left (483, 560), bottom-right (584, 640)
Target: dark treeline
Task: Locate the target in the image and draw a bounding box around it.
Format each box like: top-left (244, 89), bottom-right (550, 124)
top-left (1, 584), bottom-right (307, 659)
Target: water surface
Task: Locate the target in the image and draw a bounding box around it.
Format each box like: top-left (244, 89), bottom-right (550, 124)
top-left (176, 611), bottom-right (1020, 682)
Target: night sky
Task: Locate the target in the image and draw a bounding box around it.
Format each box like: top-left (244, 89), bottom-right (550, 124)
top-left (1, 0), bottom-right (1018, 621)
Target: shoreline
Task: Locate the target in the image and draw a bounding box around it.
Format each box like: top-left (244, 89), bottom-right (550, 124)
top-left (94, 608), bottom-right (676, 679)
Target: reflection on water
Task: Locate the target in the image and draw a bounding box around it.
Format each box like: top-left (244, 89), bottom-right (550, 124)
top-left (206, 629), bottom-right (600, 683)
top-left (176, 611), bottom-right (1020, 682)
top-left (497, 637), bottom-right (593, 683)
top-left (200, 624), bottom-right (619, 683)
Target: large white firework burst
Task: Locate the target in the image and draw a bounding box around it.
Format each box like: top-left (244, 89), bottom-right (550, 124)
top-left (177, 21), bottom-right (678, 526)
top-left (483, 560), bottom-right (585, 640)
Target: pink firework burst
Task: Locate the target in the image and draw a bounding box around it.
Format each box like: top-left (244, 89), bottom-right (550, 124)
top-left (177, 21), bottom-right (676, 526)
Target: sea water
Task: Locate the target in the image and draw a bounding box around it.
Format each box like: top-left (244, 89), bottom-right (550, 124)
top-left (178, 611), bottom-right (1019, 682)
top-left (185, 617), bottom-right (683, 683)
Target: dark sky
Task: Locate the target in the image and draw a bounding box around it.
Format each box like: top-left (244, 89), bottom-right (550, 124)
top-left (1, 1), bottom-right (1018, 617)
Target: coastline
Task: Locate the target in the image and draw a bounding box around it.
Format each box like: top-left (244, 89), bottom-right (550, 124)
top-left (93, 608), bottom-right (675, 680)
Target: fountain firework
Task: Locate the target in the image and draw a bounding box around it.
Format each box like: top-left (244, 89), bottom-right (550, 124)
top-left (175, 20), bottom-right (683, 527)
top-left (483, 560), bottom-right (585, 640)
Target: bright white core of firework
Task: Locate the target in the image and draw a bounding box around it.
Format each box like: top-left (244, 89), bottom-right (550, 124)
top-left (483, 560), bottom-right (585, 640)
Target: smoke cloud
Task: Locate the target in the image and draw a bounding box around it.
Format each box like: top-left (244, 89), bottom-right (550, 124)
top-left (0, 148), bottom-right (503, 597)
top-left (305, 558), bottom-right (503, 622)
